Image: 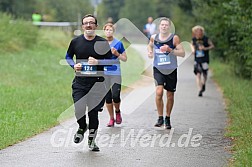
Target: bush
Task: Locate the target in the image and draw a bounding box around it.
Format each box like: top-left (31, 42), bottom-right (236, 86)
top-left (222, 0), bottom-right (252, 79)
top-left (0, 12), bottom-right (38, 53)
top-left (192, 0), bottom-right (252, 79)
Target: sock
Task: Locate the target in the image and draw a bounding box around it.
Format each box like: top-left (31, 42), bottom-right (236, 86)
top-left (159, 116), bottom-right (164, 119)
top-left (115, 110), bottom-right (120, 113)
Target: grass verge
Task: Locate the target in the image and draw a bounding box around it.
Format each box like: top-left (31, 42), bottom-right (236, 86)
top-left (210, 59), bottom-right (252, 166)
top-left (0, 29), bottom-right (73, 149)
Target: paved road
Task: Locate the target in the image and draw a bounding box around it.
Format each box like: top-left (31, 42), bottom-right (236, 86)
top-left (0, 44), bottom-right (231, 167)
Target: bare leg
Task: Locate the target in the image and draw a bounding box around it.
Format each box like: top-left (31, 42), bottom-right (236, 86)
top-left (196, 73), bottom-right (202, 91)
top-left (166, 91), bottom-right (174, 117)
top-left (114, 102), bottom-right (120, 112)
top-left (202, 73), bottom-right (207, 85)
top-left (156, 86), bottom-right (164, 116)
top-left (106, 103), bottom-right (114, 119)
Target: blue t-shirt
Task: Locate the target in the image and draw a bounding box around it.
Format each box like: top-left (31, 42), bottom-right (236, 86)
top-left (104, 39), bottom-right (125, 75)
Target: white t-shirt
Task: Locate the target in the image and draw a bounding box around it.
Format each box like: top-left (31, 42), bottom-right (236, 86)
top-left (145, 23), bottom-right (156, 36)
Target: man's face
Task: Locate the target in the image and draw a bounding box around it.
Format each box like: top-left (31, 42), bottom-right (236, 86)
top-left (148, 17), bottom-right (153, 23)
top-left (159, 20), bottom-right (170, 34)
top-left (195, 29), bottom-right (203, 38)
top-left (82, 17), bottom-right (97, 36)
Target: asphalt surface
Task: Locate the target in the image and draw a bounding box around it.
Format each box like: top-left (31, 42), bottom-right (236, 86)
top-left (0, 44), bottom-right (231, 167)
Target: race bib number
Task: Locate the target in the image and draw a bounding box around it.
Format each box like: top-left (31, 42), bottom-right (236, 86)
top-left (155, 49), bottom-right (171, 65)
top-left (196, 50), bottom-right (205, 58)
top-left (81, 62), bottom-right (97, 75)
top-left (157, 55), bottom-right (171, 65)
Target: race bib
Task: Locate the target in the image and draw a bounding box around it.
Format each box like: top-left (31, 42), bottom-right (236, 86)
top-left (81, 62), bottom-right (97, 75)
top-left (155, 49), bottom-right (171, 65)
top-left (196, 50), bottom-right (205, 58)
top-left (202, 62), bottom-right (209, 70)
top-left (157, 55), bottom-right (171, 65)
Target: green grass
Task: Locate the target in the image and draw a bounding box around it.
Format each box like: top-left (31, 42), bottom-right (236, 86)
top-left (0, 28), bottom-right (144, 149)
top-left (0, 29), bottom-right (74, 149)
top-left (0, 13), bottom-right (38, 53)
top-left (121, 47), bottom-right (144, 88)
top-left (210, 59), bottom-right (252, 166)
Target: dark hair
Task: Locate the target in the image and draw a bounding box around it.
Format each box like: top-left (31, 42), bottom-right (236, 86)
top-left (159, 17), bottom-right (171, 25)
top-left (82, 14), bottom-right (97, 25)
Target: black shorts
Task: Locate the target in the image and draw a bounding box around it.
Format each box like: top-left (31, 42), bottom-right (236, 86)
top-left (194, 62), bottom-right (208, 75)
top-left (153, 67), bottom-right (177, 92)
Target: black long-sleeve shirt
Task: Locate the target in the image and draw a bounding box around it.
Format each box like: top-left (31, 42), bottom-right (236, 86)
top-left (66, 34), bottom-right (113, 79)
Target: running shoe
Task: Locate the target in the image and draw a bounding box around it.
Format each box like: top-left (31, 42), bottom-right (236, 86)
top-left (154, 117), bottom-right (164, 127)
top-left (88, 140), bottom-right (100, 152)
top-left (201, 84), bottom-right (206, 92)
top-left (115, 111), bottom-right (122, 124)
top-left (74, 125), bottom-right (88, 143)
top-left (165, 117), bottom-right (172, 129)
top-left (198, 90), bottom-right (203, 97)
top-left (107, 118), bottom-right (115, 127)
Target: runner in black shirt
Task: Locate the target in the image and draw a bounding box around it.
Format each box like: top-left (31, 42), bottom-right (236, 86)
top-left (65, 14), bottom-right (112, 151)
top-left (192, 25), bottom-right (214, 97)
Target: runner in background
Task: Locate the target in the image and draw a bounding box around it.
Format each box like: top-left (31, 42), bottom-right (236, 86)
top-left (191, 25), bottom-right (214, 97)
top-left (143, 17), bottom-right (156, 40)
top-left (103, 23), bottom-right (127, 127)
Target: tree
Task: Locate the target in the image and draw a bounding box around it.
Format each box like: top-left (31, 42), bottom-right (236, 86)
top-left (152, 0), bottom-right (195, 41)
top-left (192, 0), bottom-right (252, 79)
top-left (177, 0), bottom-right (193, 15)
top-left (154, 0), bottom-right (173, 18)
top-left (0, 0), bottom-right (37, 19)
top-left (97, 0), bottom-right (125, 24)
top-left (119, 0), bottom-right (157, 30)
top-left (46, 0), bottom-right (93, 22)
top-left (0, 0), bottom-right (94, 22)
